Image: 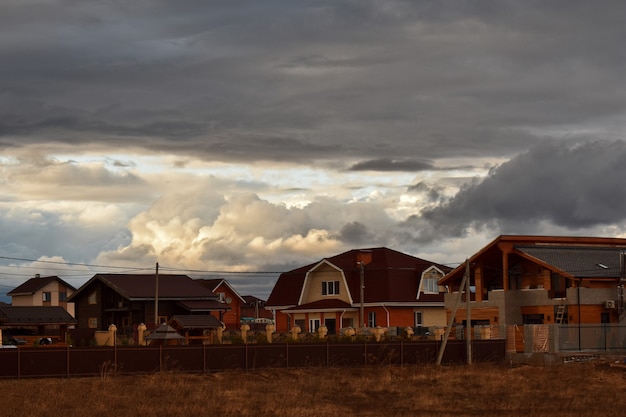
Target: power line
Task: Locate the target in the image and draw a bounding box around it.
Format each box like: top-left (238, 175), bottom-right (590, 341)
top-left (0, 255), bottom-right (154, 271)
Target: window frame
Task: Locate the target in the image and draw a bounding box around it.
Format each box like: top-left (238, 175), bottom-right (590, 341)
top-left (423, 278), bottom-right (439, 294)
top-left (321, 280), bottom-right (340, 296)
top-left (42, 291), bottom-right (52, 302)
top-left (414, 311), bottom-right (423, 327)
top-left (367, 311), bottom-right (376, 328)
top-left (309, 318), bottom-right (321, 333)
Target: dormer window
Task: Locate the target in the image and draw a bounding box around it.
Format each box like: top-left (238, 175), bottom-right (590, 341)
top-left (322, 281), bottom-right (340, 296)
top-left (419, 267), bottom-right (443, 296)
top-left (423, 278), bottom-right (439, 294)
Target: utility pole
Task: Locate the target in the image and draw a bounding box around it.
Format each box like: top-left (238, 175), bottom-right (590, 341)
top-left (154, 262), bottom-right (159, 325)
top-left (437, 259), bottom-right (469, 366)
top-left (360, 261), bottom-right (365, 331)
top-left (465, 259), bottom-right (472, 365)
top-left (619, 251), bottom-right (625, 317)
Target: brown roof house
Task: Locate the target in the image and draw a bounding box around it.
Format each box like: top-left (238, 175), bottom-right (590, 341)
top-left (0, 305), bottom-right (76, 345)
top-left (195, 279), bottom-right (245, 329)
top-left (266, 247), bottom-right (452, 336)
top-left (438, 235), bottom-right (626, 352)
top-left (68, 274), bottom-right (228, 343)
top-left (8, 275), bottom-right (77, 317)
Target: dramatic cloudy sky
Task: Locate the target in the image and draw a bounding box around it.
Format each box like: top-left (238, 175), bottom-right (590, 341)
top-left (1, 0), bottom-right (626, 300)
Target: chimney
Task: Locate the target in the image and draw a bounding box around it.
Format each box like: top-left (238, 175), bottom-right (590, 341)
top-left (36, 274), bottom-right (41, 278)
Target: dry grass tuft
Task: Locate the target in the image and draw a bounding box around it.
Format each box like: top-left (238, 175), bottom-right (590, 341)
top-left (1, 363), bottom-right (624, 417)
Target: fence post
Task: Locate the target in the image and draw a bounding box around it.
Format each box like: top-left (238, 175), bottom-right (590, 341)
top-left (286, 342), bottom-right (289, 369)
top-left (364, 341), bottom-right (367, 366)
top-left (326, 341), bottom-right (330, 367)
top-left (245, 342), bottom-right (248, 372)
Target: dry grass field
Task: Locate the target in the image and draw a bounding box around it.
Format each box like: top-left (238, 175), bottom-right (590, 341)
top-left (1, 362), bottom-right (625, 417)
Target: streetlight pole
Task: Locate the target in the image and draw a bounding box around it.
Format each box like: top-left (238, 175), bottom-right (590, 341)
top-left (360, 261), bottom-right (365, 331)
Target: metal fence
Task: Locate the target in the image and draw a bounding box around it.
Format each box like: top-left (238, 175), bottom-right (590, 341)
top-left (0, 339), bottom-right (505, 379)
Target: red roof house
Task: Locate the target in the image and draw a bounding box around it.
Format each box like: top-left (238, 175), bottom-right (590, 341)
top-left (266, 247), bottom-right (452, 335)
top-left (195, 279), bottom-right (244, 330)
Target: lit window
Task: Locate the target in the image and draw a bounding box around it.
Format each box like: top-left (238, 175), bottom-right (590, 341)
top-left (88, 292), bottom-right (97, 304)
top-left (88, 317), bottom-right (98, 328)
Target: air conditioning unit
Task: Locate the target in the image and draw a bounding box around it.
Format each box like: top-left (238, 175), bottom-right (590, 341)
top-left (604, 300), bottom-right (616, 309)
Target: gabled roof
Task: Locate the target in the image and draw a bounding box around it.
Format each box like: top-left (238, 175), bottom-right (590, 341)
top-left (515, 245), bottom-right (624, 279)
top-left (266, 247), bottom-right (451, 307)
top-left (241, 295), bottom-right (273, 319)
top-left (283, 299), bottom-right (354, 312)
top-left (195, 278), bottom-right (246, 304)
top-left (69, 274), bottom-right (218, 301)
top-left (8, 276), bottom-right (77, 296)
top-left (439, 235), bottom-right (626, 285)
top-left (0, 306), bottom-right (76, 325)
top-left (169, 315), bottom-right (224, 329)
top-left (145, 323), bottom-right (185, 340)
top-left (177, 300), bottom-right (230, 312)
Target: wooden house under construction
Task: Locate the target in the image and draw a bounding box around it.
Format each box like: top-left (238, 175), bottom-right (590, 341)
top-left (439, 235), bottom-right (626, 328)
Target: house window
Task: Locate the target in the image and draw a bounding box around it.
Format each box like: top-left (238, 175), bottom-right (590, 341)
top-left (342, 317), bottom-right (354, 329)
top-left (414, 311), bottom-right (423, 327)
top-left (322, 281), bottom-right (340, 296)
top-left (59, 292), bottom-right (67, 302)
top-left (423, 278), bottom-right (439, 294)
top-left (295, 319), bottom-right (305, 330)
top-left (157, 315), bottom-right (168, 325)
top-left (368, 312), bottom-right (376, 328)
top-left (88, 317), bottom-right (98, 329)
top-left (42, 292), bottom-right (51, 302)
top-left (309, 318), bottom-right (321, 333)
top-left (88, 291), bottom-right (97, 304)
top-left (217, 292), bottom-right (226, 302)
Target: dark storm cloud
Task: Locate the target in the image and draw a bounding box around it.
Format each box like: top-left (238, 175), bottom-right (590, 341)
top-left (402, 140), bottom-right (626, 242)
top-left (1, 1), bottom-right (625, 162)
top-left (349, 158), bottom-right (433, 172)
top-left (337, 221), bottom-right (375, 245)
top-left (407, 181), bottom-right (446, 203)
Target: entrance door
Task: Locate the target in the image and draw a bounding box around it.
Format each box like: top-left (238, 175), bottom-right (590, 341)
top-left (309, 319), bottom-right (320, 333)
top-left (324, 319), bottom-right (336, 335)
